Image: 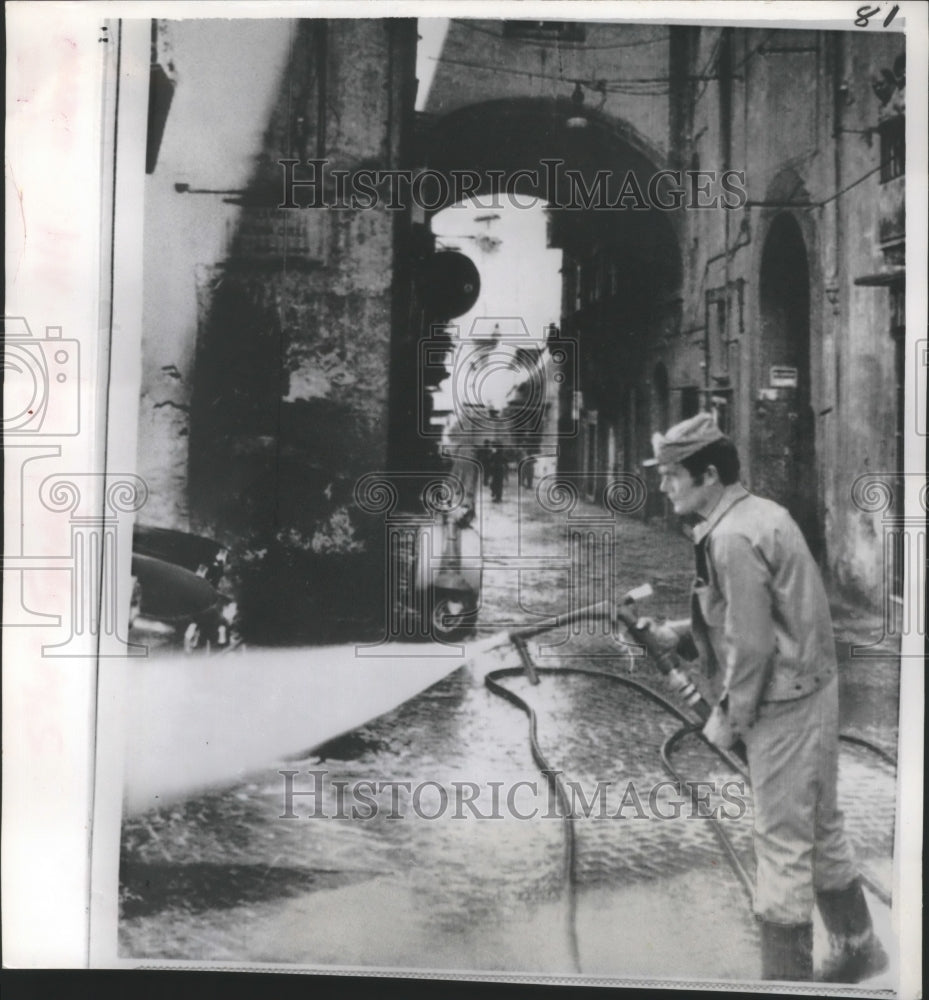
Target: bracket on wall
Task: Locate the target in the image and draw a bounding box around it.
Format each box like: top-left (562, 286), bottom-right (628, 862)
top-left (824, 284), bottom-right (841, 315)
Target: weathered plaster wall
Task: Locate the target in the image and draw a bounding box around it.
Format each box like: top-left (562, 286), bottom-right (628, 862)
top-left (138, 19), bottom-right (416, 546)
top-left (139, 17), bottom-right (907, 614)
top-left (138, 20), bottom-right (295, 529)
top-left (651, 26), bottom-right (906, 602)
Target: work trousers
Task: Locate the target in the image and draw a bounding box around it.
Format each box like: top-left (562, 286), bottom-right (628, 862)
top-left (742, 676), bottom-right (858, 924)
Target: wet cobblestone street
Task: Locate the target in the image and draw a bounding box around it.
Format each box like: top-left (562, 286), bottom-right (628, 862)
top-left (119, 478), bottom-right (900, 983)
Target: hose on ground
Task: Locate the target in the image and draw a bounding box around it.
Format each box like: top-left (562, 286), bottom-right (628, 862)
top-left (484, 659), bottom-right (896, 974)
top-left (659, 722), bottom-right (756, 905)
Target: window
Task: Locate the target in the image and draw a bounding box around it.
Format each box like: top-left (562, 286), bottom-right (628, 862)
top-left (680, 386), bottom-right (700, 419)
top-left (705, 289), bottom-right (728, 376)
top-left (879, 116), bottom-right (905, 182)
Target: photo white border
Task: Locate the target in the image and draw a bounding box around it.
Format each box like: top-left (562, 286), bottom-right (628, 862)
top-left (3, 3), bottom-right (925, 995)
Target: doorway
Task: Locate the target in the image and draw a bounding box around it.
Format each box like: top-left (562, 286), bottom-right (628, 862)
top-left (754, 213), bottom-right (821, 556)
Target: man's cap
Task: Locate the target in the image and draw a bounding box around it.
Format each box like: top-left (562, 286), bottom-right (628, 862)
top-left (643, 412), bottom-right (725, 467)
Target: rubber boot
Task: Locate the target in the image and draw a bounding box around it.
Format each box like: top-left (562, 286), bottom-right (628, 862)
top-left (816, 879), bottom-right (889, 982)
top-left (759, 920), bottom-right (814, 981)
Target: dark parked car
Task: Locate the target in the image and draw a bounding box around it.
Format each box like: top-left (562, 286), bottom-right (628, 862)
top-left (130, 525), bottom-right (239, 653)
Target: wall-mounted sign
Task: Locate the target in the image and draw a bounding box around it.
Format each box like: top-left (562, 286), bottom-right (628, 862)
top-left (225, 208), bottom-right (327, 269)
top-left (419, 250), bottom-right (481, 320)
top-left (770, 365), bottom-right (799, 388)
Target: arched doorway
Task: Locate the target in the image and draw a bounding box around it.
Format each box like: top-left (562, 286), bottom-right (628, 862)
top-left (754, 213), bottom-right (821, 556)
top-left (409, 98), bottom-right (683, 480)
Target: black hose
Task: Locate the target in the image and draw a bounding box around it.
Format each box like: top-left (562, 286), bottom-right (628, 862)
top-left (838, 732), bottom-right (898, 769)
top-left (484, 668), bottom-right (581, 973)
top-left (484, 659), bottom-right (897, 973)
top-left (484, 663), bottom-right (748, 974)
top-left (659, 723), bottom-right (756, 905)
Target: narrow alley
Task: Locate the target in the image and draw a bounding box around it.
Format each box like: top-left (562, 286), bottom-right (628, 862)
top-left (119, 469), bottom-right (899, 983)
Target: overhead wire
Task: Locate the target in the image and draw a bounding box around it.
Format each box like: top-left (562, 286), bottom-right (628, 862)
top-left (691, 29), bottom-right (726, 106)
top-left (819, 161), bottom-right (886, 206)
top-left (429, 54), bottom-right (707, 93)
top-left (732, 28), bottom-right (780, 76)
top-left (450, 20), bottom-right (671, 51)
top-left (428, 26), bottom-right (778, 100)
top-left (692, 27), bottom-right (778, 106)
top-left (744, 161), bottom-right (888, 210)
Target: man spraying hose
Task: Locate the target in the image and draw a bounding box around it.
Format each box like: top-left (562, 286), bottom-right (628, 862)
top-left (638, 413), bottom-right (887, 984)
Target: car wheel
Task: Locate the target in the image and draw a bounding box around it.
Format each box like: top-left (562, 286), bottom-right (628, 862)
top-left (431, 597), bottom-right (473, 643)
top-left (183, 621), bottom-right (210, 654)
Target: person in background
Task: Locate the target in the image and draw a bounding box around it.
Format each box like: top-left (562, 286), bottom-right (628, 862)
top-left (489, 443), bottom-right (507, 503)
top-left (519, 450), bottom-right (535, 491)
top-left (476, 439), bottom-right (493, 492)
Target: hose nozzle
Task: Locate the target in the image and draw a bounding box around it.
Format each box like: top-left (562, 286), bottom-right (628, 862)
top-left (667, 666), bottom-right (703, 709)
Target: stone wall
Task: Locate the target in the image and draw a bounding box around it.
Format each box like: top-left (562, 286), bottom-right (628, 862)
top-left (137, 18), bottom-right (417, 639)
top-left (426, 21), bottom-right (907, 606)
top-left (665, 26), bottom-right (907, 600)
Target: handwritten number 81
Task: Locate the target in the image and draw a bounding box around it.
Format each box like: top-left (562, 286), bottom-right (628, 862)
top-left (855, 4), bottom-right (900, 28)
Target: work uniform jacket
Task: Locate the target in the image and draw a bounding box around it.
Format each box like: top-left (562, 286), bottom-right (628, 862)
top-left (688, 483), bottom-right (837, 737)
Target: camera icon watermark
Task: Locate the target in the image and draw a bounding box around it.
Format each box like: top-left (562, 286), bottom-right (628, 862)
top-left (2, 316), bottom-right (80, 436)
top-left (419, 318), bottom-right (577, 444)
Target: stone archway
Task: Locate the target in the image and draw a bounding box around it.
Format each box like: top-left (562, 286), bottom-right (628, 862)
top-left (408, 98), bottom-right (683, 478)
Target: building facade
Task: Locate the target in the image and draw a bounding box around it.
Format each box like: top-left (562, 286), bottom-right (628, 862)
top-left (137, 19), bottom-right (417, 638)
top-left (423, 20), bottom-right (907, 606)
top-left (137, 18), bottom-right (908, 625)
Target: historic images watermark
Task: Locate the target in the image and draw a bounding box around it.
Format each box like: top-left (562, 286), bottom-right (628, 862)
top-left (418, 318), bottom-right (577, 444)
top-left (350, 311), bottom-right (647, 651)
top-left (278, 770), bottom-right (748, 822)
top-left (279, 159), bottom-right (748, 212)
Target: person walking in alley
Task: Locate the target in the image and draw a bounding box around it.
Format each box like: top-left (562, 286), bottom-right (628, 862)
top-left (476, 439), bottom-right (493, 490)
top-left (519, 450), bottom-right (536, 491)
top-left (489, 443), bottom-right (507, 503)
top-left (641, 413), bottom-right (887, 984)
